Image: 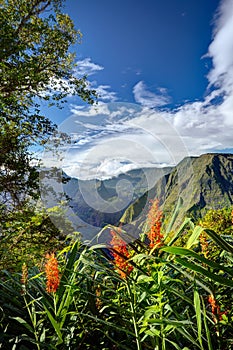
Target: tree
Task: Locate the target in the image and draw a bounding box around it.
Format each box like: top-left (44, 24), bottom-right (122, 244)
top-left (0, 0), bottom-right (97, 208)
top-left (0, 204), bottom-right (77, 273)
top-left (199, 207), bottom-right (233, 236)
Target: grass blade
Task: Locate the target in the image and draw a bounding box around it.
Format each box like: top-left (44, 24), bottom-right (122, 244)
top-left (194, 288), bottom-right (203, 349)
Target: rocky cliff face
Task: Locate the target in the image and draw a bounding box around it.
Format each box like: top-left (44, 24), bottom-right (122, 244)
top-left (121, 153), bottom-right (233, 230)
top-left (63, 166), bottom-right (171, 228)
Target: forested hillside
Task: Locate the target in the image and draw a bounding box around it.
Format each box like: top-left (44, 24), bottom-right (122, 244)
top-left (121, 153), bottom-right (233, 230)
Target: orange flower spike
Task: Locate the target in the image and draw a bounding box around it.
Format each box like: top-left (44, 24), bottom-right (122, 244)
top-left (110, 229), bottom-right (133, 278)
top-left (45, 253), bottom-right (60, 293)
top-left (21, 263), bottom-right (28, 295)
top-left (200, 233), bottom-right (209, 258)
top-left (208, 294), bottom-right (227, 322)
top-left (21, 263), bottom-right (28, 286)
top-left (208, 294), bottom-right (217, 315)
top-left (147, 199), bottom-right (163, 248)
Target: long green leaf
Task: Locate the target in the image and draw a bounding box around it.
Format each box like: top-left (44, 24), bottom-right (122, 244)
top-left (176, 327), bottom-right (201, 349)
top-left (165, 197), bottom-right (183, 236)
top-left (11, 316), bottom-right (34, 333)
top-left (168, 263), bottom-right (212, 294)
top-left (201, 297), bottom-right (214, 350)
top-left (186, 225), bottom-right (233, 254)
top-left (167, 217), bottom-right (194, 247)
top-left (161, 246), bottom-right (233, 277)
top-left (79, 312), bottom-right (136, 336)
top-left (186, 226), bottom-right (203, 249)
top-left (165, 338), bottom-right (189, 350)
top-left (43, 305), bottom-right (63, 345)
top-left (176, 257), bottom-right (233, 287)
top-left (57, 285), bottom-right (74, 329)
top-left (204, 228), bottom-right (233, 254)
top-left (194, 289), bottom-right (203, 349)
top-left (165, 285), bottom-right (193, 305)
top-left (147, 318), bottom-right (193, 326)
top-left (57, 240), bottom-right (79, 300)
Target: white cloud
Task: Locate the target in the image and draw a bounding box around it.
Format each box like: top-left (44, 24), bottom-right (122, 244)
top-left (207, 0), bottom-right (233, 91)
top-left (70, 102), bottom-right (110, 117)
top-left (169, 0), bottom-right (233, 155)
top-left (73, 59), bottom-right (118, 102)
top-left (133, 81), bottom-right (171, 108)
top-left (94, 84), bottom-right (118, 102)
top-left (75, 58), bottom-right (104, 77)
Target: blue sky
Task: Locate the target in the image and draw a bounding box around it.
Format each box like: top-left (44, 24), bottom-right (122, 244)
top-left (42, 0), bottom-right (233, 179)
top-left (64, 0), bottom-right (219, 106)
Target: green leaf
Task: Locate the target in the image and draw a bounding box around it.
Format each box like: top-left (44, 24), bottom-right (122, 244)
top-left (194, 289), bottom-right (203, 349)
top-left (167, 217), bottom-right (194, 247)
top-left (186, 226), bottom-right (203, 249)
top-left (176, 257), bottom-right (233, 287)
top-left (43, 306), bottom-right (63, 345)
top-left (79, 312), bottom-right (136, 337)
top-left (40, 327), bottom-right (46, 343)
top-left (161, 246), bottom-right (233, 277)
top-left (168, 262), bottom-right (212, 294)
top-left (137, 275), bottom-right (154, 283)
top-left (57, 240), bottom-right (79, 299)
top-left (201, 297), bottom-right (214, 350)
top-left (11, 316), bottom-right (33, 333)
top-left (204, 228), bottom-right (233, 254)
top-left (176, 328), bottom-right (201, 349)
top-left (147, 318), bottom-right (193, 327)
top-left (165, 339), bottom-right (190, 350)
top-left (165, 197), bottom-right (183, 236)
top-left (165, 285), bottom-right (193, 305)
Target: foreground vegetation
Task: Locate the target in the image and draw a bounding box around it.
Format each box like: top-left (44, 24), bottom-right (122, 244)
top-left (0, 1), bottom-right (232, 349)
top-left (0, 202), bottom-right (232, 349)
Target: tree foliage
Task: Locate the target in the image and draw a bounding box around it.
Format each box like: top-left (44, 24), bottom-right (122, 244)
top-left (199, 207), bottom-right (233, 235)
top-left (0, 0), bottom-right (96, 110)
top-left (0, 205), bottom-right (75, 273)
top-left (0, 0), bottom-right (97, 271)
top-left (0, 0), bottom-right (97, 207)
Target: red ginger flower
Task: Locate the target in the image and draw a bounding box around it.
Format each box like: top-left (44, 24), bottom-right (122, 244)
top-left (208, 294), bottom-right (218, 315)
top-left (45, 253), bottom-right (60, 293)
top-left (147, 199), bottom-right (163, 249)
top-left (208, 294), bottom-right (227, 322)
top-left (110, 229), bottom-right (133, 279)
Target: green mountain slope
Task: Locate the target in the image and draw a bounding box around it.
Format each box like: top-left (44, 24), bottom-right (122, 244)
top-left (63, 166), bottom-right (172, 228)
top-left (120, 153), bottom-right (233, 231)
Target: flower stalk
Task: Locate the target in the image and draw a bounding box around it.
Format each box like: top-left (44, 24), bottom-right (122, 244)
top-left (45, 252), bottom-right (60, 293)
top-left (110, 229), bottom-right (133, 278)
top-left (147, 199), bottom-right (163, 249)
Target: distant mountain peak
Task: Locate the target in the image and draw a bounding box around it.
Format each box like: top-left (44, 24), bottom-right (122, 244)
top-left (121, 153), bottom-right (233, 230)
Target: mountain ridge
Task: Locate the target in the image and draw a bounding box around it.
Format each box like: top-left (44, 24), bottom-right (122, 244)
top-left (40, 153), bottom-right (233, 240)
top-left (120, 153), bottom-right (233, 231)
top-left (63, 166), bottom-right (172, 228)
